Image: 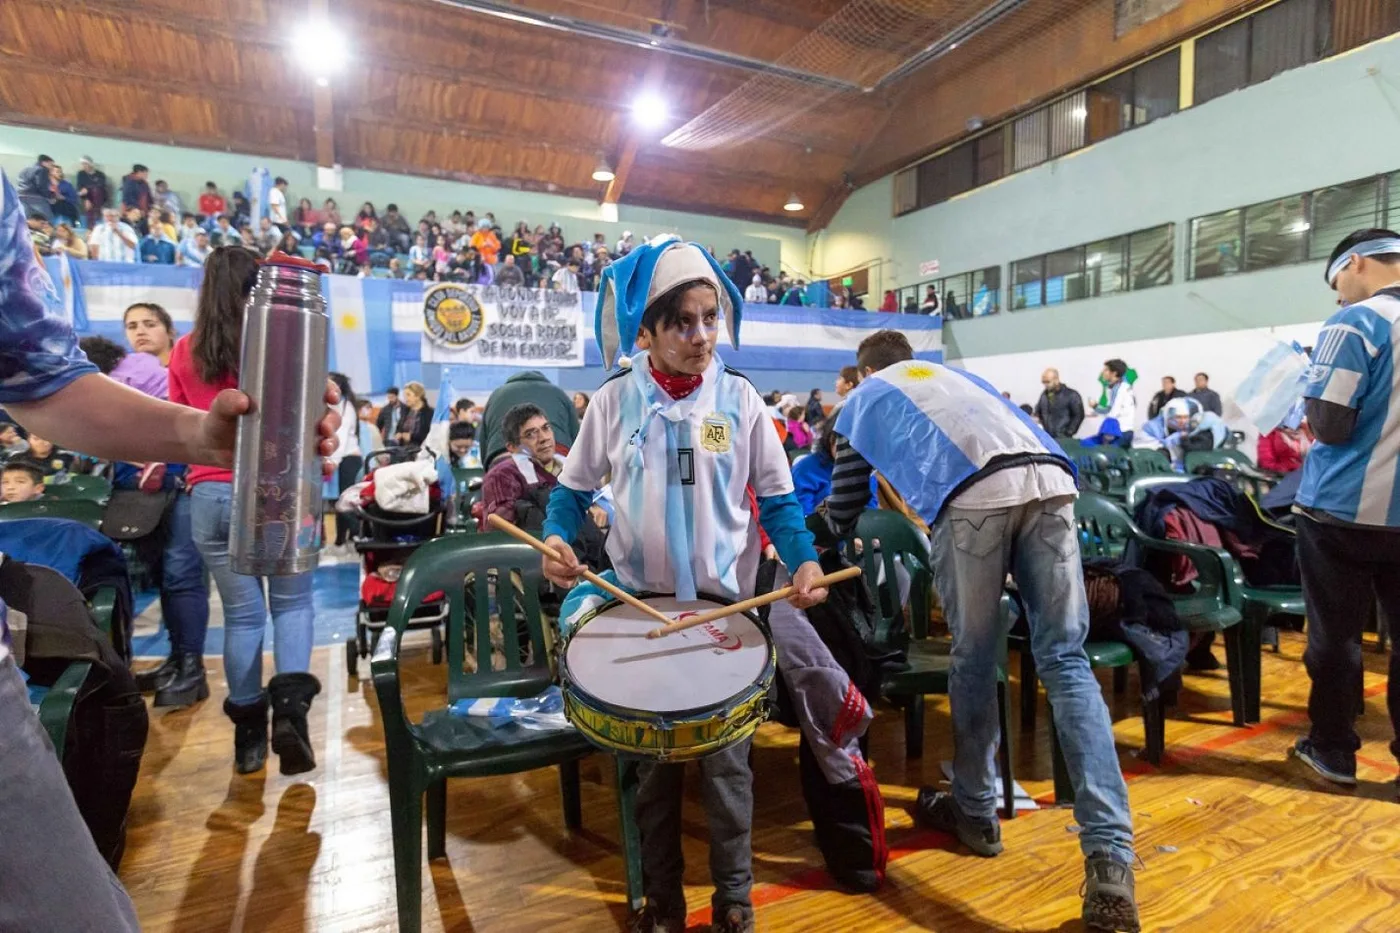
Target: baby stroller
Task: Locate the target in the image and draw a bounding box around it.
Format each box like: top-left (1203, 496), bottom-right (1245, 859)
top-left (343, 447), bottom-right (451, 678)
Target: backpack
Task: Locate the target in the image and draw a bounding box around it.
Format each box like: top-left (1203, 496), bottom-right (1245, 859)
top-left (2, 558), bottom-right (147, 869)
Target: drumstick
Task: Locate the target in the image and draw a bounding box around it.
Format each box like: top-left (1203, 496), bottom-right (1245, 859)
top-left (645, 566), bottom-right (863, 639)
top-left (485, 513), bottom-right (676, 629)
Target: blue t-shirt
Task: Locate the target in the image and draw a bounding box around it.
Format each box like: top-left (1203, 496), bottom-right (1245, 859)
top-left (0, 171), bottom-right (101, 659)
top-left (1297, 289), bottom-right (1400, 527)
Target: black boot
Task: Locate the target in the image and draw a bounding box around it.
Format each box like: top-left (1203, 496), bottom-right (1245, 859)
top-left (224, 694), bottom-right (270, 774)
top-left (153, 652), bottom-right (210, 708)
top-left (133, 653), bottom-right (180, 693)
top-left (268, 672), bottom-right (321, 776)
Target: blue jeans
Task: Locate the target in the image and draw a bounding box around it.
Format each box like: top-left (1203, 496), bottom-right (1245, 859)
top-left (161, 492), bottom-right (210, 655)
top-left (931, 495), bottom-right (1134, 865)
top-left (189, 482), bottom-right (315, 706)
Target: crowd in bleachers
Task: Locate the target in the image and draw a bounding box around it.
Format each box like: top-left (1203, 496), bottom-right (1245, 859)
top-left (13, 152), bottom-right (833, 304)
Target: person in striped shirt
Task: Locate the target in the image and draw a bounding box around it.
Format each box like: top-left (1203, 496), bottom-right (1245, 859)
top-left (1290, 228), bottom-right (1400, 788)
top-left (539, 237), bottom-right (879, 933)
top-left (822, 329), bottom-right (1139, 933)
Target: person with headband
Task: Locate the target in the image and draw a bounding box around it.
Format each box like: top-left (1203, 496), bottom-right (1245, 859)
top-left (1290, 228), bottom-right (1400, 788)
top-left (538, 236), bottom-right (882, 932)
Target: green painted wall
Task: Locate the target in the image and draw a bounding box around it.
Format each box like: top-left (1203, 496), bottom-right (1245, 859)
top-left (819, 31), bottom-right (1400, 359)
top-left (0, 123), bottom-right (807, 273)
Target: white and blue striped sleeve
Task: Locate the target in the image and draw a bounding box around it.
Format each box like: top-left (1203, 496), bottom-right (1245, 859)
top-left (1304, 306), bottom-right (1383, 410)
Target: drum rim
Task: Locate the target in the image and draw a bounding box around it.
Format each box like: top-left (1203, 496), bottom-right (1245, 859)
top-left (560, 591), bottom-right (776, 722)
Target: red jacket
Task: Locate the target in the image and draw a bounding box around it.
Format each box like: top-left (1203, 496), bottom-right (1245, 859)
top-left (1256, 429), bottom-right (1309, 473)
top-left (167, 336), bottom-right (236, 487)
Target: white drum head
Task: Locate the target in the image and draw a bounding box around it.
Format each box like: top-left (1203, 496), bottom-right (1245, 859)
top-left (566, 597), bottom-right (769, 714)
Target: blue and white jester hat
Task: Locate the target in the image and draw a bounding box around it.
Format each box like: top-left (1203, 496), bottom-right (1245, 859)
top-left (595, 235), bottom-right (745, 370)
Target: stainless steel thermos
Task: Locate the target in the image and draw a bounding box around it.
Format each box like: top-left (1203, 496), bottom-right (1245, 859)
top-left (229, 259), bottom-right (329, 575)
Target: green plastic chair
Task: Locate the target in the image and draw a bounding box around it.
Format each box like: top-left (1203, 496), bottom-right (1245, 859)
top-left (1123, 473), bottom-right (1191, 511)
top-left (851, 510), bottom-right (1016, 820)
top-left (36, 661), bottom-right (93, 754)
top-left (0, 498), bottom-right (104, 529)
top-left (370, 533), bottom-right (640, 933)
top-left (44, 475), bottom-right (111, 502)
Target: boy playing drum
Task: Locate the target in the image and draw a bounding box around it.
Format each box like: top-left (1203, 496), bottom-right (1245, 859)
top-left (540, 237), bottom-right (879, 933)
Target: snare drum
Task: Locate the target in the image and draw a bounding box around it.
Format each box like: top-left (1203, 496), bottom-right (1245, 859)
top-left (559, 594), bottom-right (776, 761)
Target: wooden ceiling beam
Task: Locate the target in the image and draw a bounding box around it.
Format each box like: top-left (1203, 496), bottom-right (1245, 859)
top-left (0, 59), bottom-right (313, 113)
top-left (602, 49), bottom-right (669, 206)
top-left (309, 0), bottom-right (336, 168)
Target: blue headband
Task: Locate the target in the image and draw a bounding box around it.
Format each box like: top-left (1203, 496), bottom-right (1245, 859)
top-left (1326, 236), bottom-right (1400, 285)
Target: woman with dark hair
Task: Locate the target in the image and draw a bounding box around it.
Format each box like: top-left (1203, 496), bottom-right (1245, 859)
top-left (292, 197), bottom-right (319, 239)
top-left (167, 245), bottom-right (322, 776)
top-left (355, 201), bottom-right (377, 231)
top-left (804, 388), bottom-right (825, 425)
top-left (325, 371), bottom-right (366, 554)
top-left (123, 301), bottom-right (177, 367)
top-left (573, 391), bottom-right (589, 420)
top-left (272, 229), bottom-right (300, 258)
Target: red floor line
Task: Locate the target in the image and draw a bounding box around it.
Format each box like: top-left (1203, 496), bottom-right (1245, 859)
top-left (685, 676), bottom-right (1392, 926)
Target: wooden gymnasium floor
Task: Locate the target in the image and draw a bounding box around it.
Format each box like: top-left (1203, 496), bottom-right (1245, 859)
top-left (120, 629), bottom-right (1400, 933)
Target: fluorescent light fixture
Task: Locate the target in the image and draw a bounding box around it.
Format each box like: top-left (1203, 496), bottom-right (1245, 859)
top-left (592, 160), bottom-right (616, 182)
top-left (632, 91), bottom-right (669, 129)
top-left (783, 193), bottom-right (804, 212)
top-left (1070, 106), bottom-right (1088, 119)
top-left (294, 20), bottom-right (349, 81)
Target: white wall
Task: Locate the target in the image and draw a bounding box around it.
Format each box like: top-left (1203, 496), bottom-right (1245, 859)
top-left (818, 31), bottom-right (1400, 359)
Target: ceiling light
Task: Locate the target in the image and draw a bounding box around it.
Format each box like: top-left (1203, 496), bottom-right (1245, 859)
top-left (1290, 220), bottom-right (1311, 233)
top-left (315, 76), bottom-right (329, 88)
top-left (1070, 106), bottom-right (1088, 119)
top-left (783, 193), bottom-right (804, 212)
top-left (592, 160), bottom-right (616, 182)
top-left (632, 91), bottom-right (669, 129)
top-left (1087, 253), bottom-right (1102, 266)
top-left (294, 20), bottom-right (349, 81)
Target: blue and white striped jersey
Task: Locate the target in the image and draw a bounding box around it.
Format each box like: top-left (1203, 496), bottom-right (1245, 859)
top-left (554, 351), bottom-right (795, 601)
top-left (1297, 289), bottom-right (1400, 526)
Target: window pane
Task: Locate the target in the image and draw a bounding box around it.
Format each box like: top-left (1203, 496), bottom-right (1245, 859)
top-left (1191, 210), bottom-right (1242, 279)
top-left (1084, 237), bottom-right (1127, 297)
top-left (1045, 247), bottom-right (1086, 304)
top-left (1086, 82), bottom-right (1129, 144)
top-left (916, 157), bottom-right (945, 209)
top-left (1012, 108), bottom-right (1049, 171)
top-left (1047, 92), bottom-right (1088, 160)
top-left (975, 129), bottom-right (1006, 187)
top-left (1133, 49), bottom-right (1180, 126)
top-left (1195, 19), bottom-right (1249, 105)
top-left (1388, 171), bottom-right (1400, 230)
top-left (1129, 224), bottom-right (1175, 289)
top-left (893, 167), bottom-right (918, 216)
top-left (945, 142), bottom-right (977, 200)
top-left (941, 273), bottom-right (975, 320)
top-left (1011, 257), bottom-right (1045, 309)
top-left (1250, 0), bottom-right (1329, 85)
top-left (1310, 178), bottom-right (1382, 260)
top-left (970, 266), bottom-right (1002, 316)
top-left (1243, 196), bottom-right (1308, 271)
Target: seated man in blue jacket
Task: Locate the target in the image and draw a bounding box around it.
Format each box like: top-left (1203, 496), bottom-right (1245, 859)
top-left (1136, 396), bottom-right (1227, 471)
top-left (822, 330), bottom-right (1139, 933)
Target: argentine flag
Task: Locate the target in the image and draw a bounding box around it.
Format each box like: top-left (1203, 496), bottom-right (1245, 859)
top-left (1233, 342), bottom-right (1310, 433)
top-left (834, 360), bottom-right (1071, 524)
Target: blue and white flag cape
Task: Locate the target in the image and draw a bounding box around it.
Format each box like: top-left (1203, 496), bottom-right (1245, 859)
top-left (1234, 341), bottom-right (1310, 433)
top-left (834, 360), bottom-right (1072, 523)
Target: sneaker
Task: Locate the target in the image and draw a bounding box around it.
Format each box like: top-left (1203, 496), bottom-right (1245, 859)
top-left (1290, 737), bottom-right (1357, 786)
top-left (711, 903), bottom-right (755, 933)
top-left (1081, 857), bottom-right (1141, 932)
top-left (626, 904), bottom-right (686, 933)
top-left (913, 788), bottom-right (1002, 857)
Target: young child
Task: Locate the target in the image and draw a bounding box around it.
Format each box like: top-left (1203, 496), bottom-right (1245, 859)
top-left (539, 237), bottom-right (879, 933)
top-left (0, 459), bottom-right (45, 503)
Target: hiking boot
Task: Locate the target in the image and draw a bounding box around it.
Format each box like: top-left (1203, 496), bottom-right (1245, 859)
top-left (153, 652), bottom-right (209, 708)
top-left (1290, 737), bottom-right (1357, 786)
top-left (625, 903), bottom-right (686, 933)
top-left (1082, 856), bottom-right (1140, 932)
top-left (711, 903), bottom-right (755, 933)
top-left (224, 694), bottom-right (269, 774)
top-left (913, 788), bottom-right (1002, 857)
top-left (133, 653), bottom-right (179, 693)
top-left (268, 672), bottom-right (322, 776)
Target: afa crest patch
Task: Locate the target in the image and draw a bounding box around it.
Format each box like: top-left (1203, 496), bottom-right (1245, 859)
top-left (700, 413), bottom-right (732, 453)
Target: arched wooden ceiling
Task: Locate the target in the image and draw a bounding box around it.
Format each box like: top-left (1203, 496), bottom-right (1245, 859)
top-left (0, 0), bottom-right (1271, 229)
